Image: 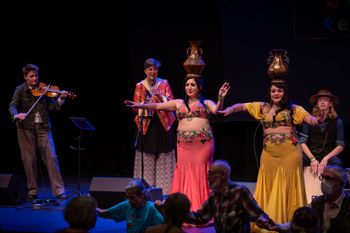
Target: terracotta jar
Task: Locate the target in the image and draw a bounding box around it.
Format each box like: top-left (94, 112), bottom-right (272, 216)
top-left (267, 49), bottom-right (289, 83)
top-left (183, 41), bottom-right (206, 77)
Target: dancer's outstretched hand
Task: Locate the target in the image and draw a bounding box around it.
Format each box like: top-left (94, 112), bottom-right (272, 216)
top-left (124, 100), bottom-right (135, 107)
top-left (317, 109), bottom-right (326, 123)
top-left (217, 107), bottom-right (233, 116)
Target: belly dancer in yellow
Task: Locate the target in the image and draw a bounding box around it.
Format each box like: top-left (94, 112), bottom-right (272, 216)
top-left (218, 82), bottom-right (321, 232)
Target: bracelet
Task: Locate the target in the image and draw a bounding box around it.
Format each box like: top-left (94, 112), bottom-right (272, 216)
top-left (218, 96), bottom-right (224, 101)
top-left (310, 157), bottom-right (316, 162)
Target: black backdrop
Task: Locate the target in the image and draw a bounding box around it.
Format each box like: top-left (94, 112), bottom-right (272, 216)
top-left (1, 1), bottom-right (349, 180)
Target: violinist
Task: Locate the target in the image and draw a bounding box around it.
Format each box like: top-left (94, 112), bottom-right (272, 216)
top-left (9, 63), bottom-right (68, 201)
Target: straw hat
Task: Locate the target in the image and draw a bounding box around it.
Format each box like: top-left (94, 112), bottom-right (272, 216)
top-left (309, 89), bottom-right (339, 106)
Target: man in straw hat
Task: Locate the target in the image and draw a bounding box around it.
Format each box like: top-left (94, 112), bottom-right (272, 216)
top-left (300, 89), bottom-right (345, 175)
top-left (300, 89), bottom-right (345, 204)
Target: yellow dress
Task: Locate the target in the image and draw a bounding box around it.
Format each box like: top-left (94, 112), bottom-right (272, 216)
top-left (245, 102), bottom-right (308, 232)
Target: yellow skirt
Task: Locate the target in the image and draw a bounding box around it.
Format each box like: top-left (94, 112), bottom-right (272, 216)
top-left (252, 141), bottom-right (306, 232)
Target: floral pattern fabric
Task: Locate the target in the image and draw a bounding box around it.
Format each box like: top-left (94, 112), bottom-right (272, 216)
top-left (177, 129), bottom-right (213, 144)
top-left (243, 102), bottom-right (309, 230)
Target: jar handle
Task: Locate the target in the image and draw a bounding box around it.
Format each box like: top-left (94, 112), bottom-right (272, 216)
top-left (186, 47), bottom-right (191, 56)
top-left (198, 48), bottom-right (203, 56)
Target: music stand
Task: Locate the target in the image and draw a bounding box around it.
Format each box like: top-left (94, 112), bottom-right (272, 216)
top-left (69, 117), bottom-right (96, 196)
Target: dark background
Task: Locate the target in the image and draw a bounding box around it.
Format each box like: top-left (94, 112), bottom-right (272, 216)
top-left (1, 1), bottom-right (349, 181)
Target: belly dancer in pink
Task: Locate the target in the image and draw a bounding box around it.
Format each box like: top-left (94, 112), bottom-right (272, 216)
top-left (125, 78), bottom-right (230, 211)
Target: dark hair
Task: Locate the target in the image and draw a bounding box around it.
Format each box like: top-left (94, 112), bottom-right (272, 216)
top-left (291, 206), bottom-right (320, 233)
top-left (144, 58), bottom-right (161, 70)
top-left (64, 195), bottom-right (97, 230)
top-left (164, 192), bottom-right (191, 227)
top-left (184, 76), bottom-right (206, 112)
top-left (266, 82), bottom-right (292, 109)
top-left (22, 64), bottom-right (39, 76)
top-left (266, 82), bottom-right (294, 123)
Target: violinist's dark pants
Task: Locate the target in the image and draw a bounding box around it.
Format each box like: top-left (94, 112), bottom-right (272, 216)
top-left (17, 123), bottom-right (65, 196)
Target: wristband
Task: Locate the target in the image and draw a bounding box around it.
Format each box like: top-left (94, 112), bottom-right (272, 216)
top-left (218, 96), bottom-right (224, 101)
top-left (310, 157), bottom-right (316, 162)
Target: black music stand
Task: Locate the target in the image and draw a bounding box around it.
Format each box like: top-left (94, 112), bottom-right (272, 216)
top-left (69, 117), bottom-right (96, 196)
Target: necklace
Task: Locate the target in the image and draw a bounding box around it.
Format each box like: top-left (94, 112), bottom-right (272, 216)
top-left (312, 132), bottom-right (328, 154)
top-left (188, 98), bottom-right (199, 105)
top-left (311, 122), bottom-right (329, 154)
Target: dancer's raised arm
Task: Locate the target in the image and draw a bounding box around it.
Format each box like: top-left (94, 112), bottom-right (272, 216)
top-left (206, 82), bottom-right (230, 114)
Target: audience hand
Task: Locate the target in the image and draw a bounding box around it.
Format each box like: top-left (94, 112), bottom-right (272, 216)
top-left (153, 200), bottom-right (164, 209)
top-left (256, 215), bottom-right (276, 231)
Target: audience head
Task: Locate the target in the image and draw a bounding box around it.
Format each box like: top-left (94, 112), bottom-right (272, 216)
top-left (125, 180), bottom-right (148, 208)
top-left (290, 206), bottom-right (319, 233)
top-left (63, 195), bottom-right (97, 231)
top-left (208, 160), bottom-right (231, 191)
top-left (164, 192), bottom-right (191, 227)
top-left (320, 165), bottom-right (347, 200)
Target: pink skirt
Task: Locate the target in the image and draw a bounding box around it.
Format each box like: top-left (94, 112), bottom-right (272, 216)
top-left (170, 130), bottom-right (214, 211)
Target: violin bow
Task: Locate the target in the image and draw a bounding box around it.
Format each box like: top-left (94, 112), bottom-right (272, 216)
top-left (26, 84), bottom-right (52, 116)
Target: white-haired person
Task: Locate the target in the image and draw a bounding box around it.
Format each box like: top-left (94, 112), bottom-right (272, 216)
top-left (97, 180), bottom-right (164, 233)
top-left (184, 160), bottom-right (276, 233)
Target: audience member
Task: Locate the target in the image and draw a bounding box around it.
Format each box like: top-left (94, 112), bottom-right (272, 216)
top-left (146, 192), bottom-right (190, 233)
top-left (56, 195), bottom-right (97, 233)
top-left (277, 165), bottom-right (349, 233)
top-left (290, 206), bottom-right (320, 233)
top-left (97, 180), bottom-right (164, 233)
top-left (184, 160), bottom-right (276, 233)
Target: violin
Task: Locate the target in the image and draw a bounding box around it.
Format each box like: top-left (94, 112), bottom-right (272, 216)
top-left (31, 82), bottom-right (77, 99)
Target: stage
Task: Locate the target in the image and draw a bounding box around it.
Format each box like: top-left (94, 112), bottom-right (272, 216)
top-left (0, 175), bottom-right (216, 233)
